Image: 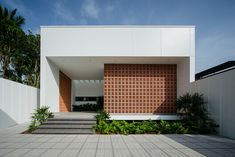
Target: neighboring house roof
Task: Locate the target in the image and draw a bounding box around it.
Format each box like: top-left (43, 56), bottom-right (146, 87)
top-left (195, 61), bottom-right (235, 80)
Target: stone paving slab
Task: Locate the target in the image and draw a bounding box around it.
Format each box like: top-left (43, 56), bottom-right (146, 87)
top-left (0, 124), bottom-right (235, 157)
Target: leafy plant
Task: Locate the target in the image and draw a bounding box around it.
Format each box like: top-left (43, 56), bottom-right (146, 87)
top-left (158, 120), bottom-right (172, 133)
top-left (94, 119), bottom-right (189, 135)
top-left (94, 103), bottom-right (216, 135)
top-left (27, 120), bottom-right (37, 133)
top-left (171, 122), bottom-right (188, 134)
top-left (176, 93), bottom-right (217, 134)
top-left (94, 120), bottom-right (110, 134)
top-left (139, 120), bottom-right (157, 133)
top-left (32, 106), bottom-right (54, 124)
top-left (177, 93), bottom-right (206, 120)
top-left (96, 110), bottom-right (110, 123)
top-left (111, 120), bottom-right (130, 134)
top-left (27, 106), bottom-right (53, 133)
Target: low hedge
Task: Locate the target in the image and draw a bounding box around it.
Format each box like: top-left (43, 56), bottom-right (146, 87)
top-left (95, 120), bottom-right (189, 134)
top-left (94, 110), bottom-right (216, 135)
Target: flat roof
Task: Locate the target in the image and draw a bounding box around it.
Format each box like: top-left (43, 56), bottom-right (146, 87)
top-left (40, 25), bottom-right (195, 28)
top-left (196, 61), bottom-right (235, 80)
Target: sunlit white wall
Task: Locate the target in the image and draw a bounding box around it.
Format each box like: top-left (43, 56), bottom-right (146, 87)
top-left (0, 78), bottom-right (39, 128)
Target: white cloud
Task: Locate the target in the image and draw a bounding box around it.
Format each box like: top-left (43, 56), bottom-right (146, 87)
top-left (81, 0), bottom-right (99, 19)
top-left (54, 1), bottom-right (76, 23)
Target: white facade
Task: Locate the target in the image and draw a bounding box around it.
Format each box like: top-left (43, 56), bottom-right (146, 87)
top-left (40, 26), bottom-right (195, 114)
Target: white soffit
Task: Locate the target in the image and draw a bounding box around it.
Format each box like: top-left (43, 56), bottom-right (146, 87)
top-left (48, 56), bottom-right (188, 80)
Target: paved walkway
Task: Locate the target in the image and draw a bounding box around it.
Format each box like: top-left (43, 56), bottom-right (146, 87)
top-left (0, 124), bottom-right (235, 157)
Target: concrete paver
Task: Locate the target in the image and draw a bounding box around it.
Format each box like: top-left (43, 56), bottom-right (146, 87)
top-left (96, 149), bottom-right (113, 157)
top-left (67, 142), bottom-right (83, 149)
top-left (22, 149), bottom-right (47, 157)
top-left (40, 149), bottom-right (63, 157)
top-left (3, 149), bottom-right (30, 157)
top-left (59, 149), bottom-right (80, 157)
top-left (0, 124), bottom-right (235, 157)
top-left (77, 149), bottom-right (96, 157)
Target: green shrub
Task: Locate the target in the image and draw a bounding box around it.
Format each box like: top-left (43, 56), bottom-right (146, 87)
top-left (94, 118), bottom-right (189, 134)
top-left (176, 93), bottom-right (217, 134)
top-left (171, 122), bottom-right (189, 134)
top-left (128, 122), bottom-right (138, 134)
top-left (27, 106), bottom-right (54, 133)
top-left (94, 107), bottom-right (214, 135)
top-left (158, 120), bottom-right (172, 133)
top-left (27, 120), bottom-right (37, 132)
top-left (96, 110), bottom-right (110, 123)
top-left (95, 120), bottom-right (111, 134)
top-left (139, 120), bottom-right (158, 133)
top-left (177, 93), bottom-right (206, 120)
top-left (32, 106), bottom-right (54, 124)
top-left (111, 120), bottom-right (130, 134)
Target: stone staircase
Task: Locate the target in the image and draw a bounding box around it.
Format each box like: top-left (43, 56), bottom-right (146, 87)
top-left (32, 117), bottom-right (96, 134)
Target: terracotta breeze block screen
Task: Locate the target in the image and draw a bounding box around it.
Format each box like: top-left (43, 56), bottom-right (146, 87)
top-left (59, 71), bottom-right (71, 112)
top-left (104, 64), bottom-right (177, 114)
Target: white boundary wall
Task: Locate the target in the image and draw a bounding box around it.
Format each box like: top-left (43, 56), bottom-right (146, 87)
top-left (190, 69), bottom-right (235, 139)
top-left (0, 78), bottom-right (39, 128)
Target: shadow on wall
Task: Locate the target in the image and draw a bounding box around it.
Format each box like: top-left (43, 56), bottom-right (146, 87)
top-left (48, 58), bottom-right (59, 87)
top-left (0, 109), bottom-right (17, 129)
top-left (153, 76), bottom-right (177, 114)
top-left (37, 89), bottom-right (40, 108)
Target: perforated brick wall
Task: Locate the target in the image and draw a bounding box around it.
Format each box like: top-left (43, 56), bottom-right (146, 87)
top-left (59, 71), bottom-right (71, 112)
top-left (104, 64), bottom-right (177, 113)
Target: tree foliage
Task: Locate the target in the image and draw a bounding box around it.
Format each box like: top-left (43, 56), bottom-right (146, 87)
top-left (0, 4), bottom-right (40, 87)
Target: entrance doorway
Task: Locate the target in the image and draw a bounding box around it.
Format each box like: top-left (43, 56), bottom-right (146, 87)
top-left (72, 80), bottom-right (104, 112)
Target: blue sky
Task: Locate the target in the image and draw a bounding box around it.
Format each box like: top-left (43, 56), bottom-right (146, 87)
top-left (1, 0), bottom-right (235, 73)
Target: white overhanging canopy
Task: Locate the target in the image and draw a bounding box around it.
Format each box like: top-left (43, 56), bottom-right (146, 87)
top-left (48, 56), bottom-right (189, 80)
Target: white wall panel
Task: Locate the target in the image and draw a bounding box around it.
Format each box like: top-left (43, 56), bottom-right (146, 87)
top-left (191, 69), bottom-right (235, 139)
top-left (40, 58), bottom-right (59, 112)
top-left (162, 28), bottom-right (191, 56)
top-left (41, 26), bottom-right (194, 57)
top-left (0, 78), bottom-right (39, 128)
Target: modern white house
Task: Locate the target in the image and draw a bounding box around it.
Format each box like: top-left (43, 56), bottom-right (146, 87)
top-left (40, 25), bottom-right (195, 120)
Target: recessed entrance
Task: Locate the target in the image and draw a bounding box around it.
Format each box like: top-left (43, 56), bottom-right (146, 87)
top-left (71, 80), bottom-right (104, 112)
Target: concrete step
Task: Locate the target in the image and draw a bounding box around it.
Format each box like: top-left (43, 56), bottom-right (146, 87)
top-left (38, 124), bottom-right (94, 129)
top-left (32, 128), bottom-right (94, 134)
top-left (43, 121), bottom-right (96, 125)
top-left (33, 115), bottom-right (97, 134)
top-left (48, 118), bottom-right (96, 121)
